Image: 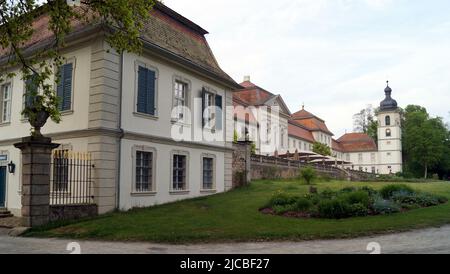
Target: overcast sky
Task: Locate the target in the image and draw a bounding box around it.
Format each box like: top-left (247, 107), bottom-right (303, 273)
top-left (165, 0), bottom-right (450, 137)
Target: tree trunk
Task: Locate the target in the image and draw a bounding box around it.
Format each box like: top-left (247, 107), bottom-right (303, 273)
top-left (424, 164), bottom-right (428, 179)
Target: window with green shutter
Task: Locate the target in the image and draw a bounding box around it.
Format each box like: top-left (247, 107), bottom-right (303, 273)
top-left (57, 63), bottom-right (73, 111)
top-left (137, 66), bottom-right (156, 116)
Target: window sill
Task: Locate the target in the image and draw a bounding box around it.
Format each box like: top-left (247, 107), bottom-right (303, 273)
top-left (0, 122), bottom-right (11, 127)
top-left (200, 189), bottom-right (217, 194)
top-left (133, 112), bottom-right (158, 120)
top-left (60, 110), bottom-right (74, 116)
top-left (169, 190), bottom-right (190, 195)
top-left (131, 191), bottom-right (157, 197)
top-left (171, 119), bottom-right (191, 127)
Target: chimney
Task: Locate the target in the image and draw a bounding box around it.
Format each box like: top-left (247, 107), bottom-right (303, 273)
top-left (243, 75), bottom-right (251, 82)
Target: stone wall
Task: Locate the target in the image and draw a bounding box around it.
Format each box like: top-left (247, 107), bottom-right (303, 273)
top-left (248, 154), bottom-right (377, 182)
top-left (49, 205), bottom-right (98, 222)
top-left (232, 142), bottom-right (251, 187)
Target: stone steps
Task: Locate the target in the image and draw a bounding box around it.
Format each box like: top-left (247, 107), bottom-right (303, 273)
top-left (0, 209), bottom-right (13, 219)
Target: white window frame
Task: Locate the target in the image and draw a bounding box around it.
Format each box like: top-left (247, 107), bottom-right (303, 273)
top-left (170, 150), bottom-right (190, 194)
top-left (172, 75), bottom-right (191, 125)
top-left (131, 145), bottom-right (157, 195)
top-left (202, 87), bottom-right (217, 131)
top-left (54, 57), bottom-right (76, 115)
top-left (201, 153), bottom-right (216, 192)
top-left (0, 82), bottom-right (12, 124)
top-left (358, 153), bottom-right (363, 163)
top-left (133, 60), bottom-right (159, 119)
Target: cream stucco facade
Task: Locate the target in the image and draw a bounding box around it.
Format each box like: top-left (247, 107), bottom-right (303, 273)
top-left (0, 5), bottom-right (239, 215)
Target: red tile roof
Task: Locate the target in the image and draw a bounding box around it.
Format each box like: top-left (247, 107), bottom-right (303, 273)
top-left (0, 2), bottom-right (238, 87)
top-left (288, 120), bottom-right (315, 143)
top-left (233, 80), bottom-right (276, 106)
top-left (291, 108), bottom-right (334, 136)
top-left (337, 133), bottom-right (378, 152)
top-left (332, 139), bottom-right (344, 152)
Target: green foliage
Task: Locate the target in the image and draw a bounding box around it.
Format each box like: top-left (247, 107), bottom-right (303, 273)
top-left (380, 184), bottom-right (415, 199)
top-left (0, 0), bottom-right (156, 134)
top-left (353, 106), bottom-right (378, 142)
top-left (402, 105), bottom-right (450, 179)
top-left (373, 198), bottom-right (401, 215)
top-left (342, 191), bottom-right (371, 207)
top-left (317, 199), bottom-right (352, 219)
top-left (299, 167), bottom-right (317, 185)
top-left (312, 142), bottom-right (332, 156)
top-left (294, 198), bottom-right (313, 212)
top-left (250, 142), bottom-right (257, 155)
top-left (233, 130), bottom-right (239, 143)
top-left (266, 183), bottom-right (446, 220)
top-left (268, 191), bottom-right (296, 207)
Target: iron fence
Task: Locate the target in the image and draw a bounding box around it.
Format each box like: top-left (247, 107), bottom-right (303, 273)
top-left (50, 150), bottom-right (95, 205)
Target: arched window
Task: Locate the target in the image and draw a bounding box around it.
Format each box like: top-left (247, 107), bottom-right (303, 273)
top-left (385, 115), bottom-right (391, 126)
top-left (386, 129), bottom-right (392, 137)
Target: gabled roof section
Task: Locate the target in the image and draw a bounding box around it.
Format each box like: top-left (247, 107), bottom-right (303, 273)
top-left (233, 79), bottom-right (291, 116)
top-left (288, 120), bottom-right (315, 143)
top-left (337, 133), bottom-right (378, 152)
top-left (0, 2), bottom-right (239, 89)
top-left (291, 108), bottom-right (334, 136)
top-left (332, 139), bottom-right (344, 152)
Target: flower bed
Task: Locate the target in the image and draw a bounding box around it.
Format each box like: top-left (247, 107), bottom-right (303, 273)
top-left (261, 184), bottom-right (448, 219)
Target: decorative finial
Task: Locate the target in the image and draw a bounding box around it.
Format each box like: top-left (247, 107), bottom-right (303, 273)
top-left (386, 80), bottom-right (389, 87)
top-left (302, 103), bottom-right (305, 110)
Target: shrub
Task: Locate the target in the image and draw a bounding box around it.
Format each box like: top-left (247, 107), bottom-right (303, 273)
top-left (320, 188), bottom-right (337, 199)
top-left (436, 195), bottom-right (449, 204)
top-left (380, 184), bottom-right (415, 199)
top-left (294, 198), bottom-right (312, 212)
top-left (340, 187), bottom-right (357, 193)
top-left (373, 198), bottom-right (401, 215)
top-left (392, 190), bottom-right (420, 205)
top-left (269, 192), bottom-right (296, 207)
top-left (360, 186), bottom-right (378, 197)
top-left (319, 174), bottom-right (332, 182)
top-left (318, 199), bottom-right (352, 219)
top-left (299, 167), bottom-right (317, 185)
top-left (415, 193), bottom-right (440, 207)
top-left (342, 191), bottom-right (371, 207)
top-left (273, 205), bottom-right (293, 215)
top-left (349, 203), bottom-right (370, 217)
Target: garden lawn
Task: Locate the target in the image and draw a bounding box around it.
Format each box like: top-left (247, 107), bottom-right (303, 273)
top-left (25, 180), bottom-right (450, 243)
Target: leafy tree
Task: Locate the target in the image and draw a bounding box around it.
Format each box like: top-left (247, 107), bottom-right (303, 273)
top-left (299, 166), bottom-right (316, 185)
top-left (402, 105), bottom-right (449, 178)
top-left (313, 142), bottom-right (331, 156)
top-left (353, 105), bottom-right (378, 142)
top-left (0, 0), bottom-right (156, 135)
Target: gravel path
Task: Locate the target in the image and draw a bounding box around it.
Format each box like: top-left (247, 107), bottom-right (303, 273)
top-left (1, 225), bottom-right (449, 254)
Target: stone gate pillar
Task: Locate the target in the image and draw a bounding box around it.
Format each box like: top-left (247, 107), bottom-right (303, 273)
top-left (14, 136), bottom-right (59, 227)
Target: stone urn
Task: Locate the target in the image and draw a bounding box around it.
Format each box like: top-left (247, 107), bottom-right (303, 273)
top-left (29, 109), bottom-right (50, 137)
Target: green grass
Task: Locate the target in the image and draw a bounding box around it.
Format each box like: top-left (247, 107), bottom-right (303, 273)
top-left (25, 180), bottom-right (450, 243)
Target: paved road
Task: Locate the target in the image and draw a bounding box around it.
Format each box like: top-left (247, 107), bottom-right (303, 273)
top-left (1, 226), bottom-right (450, 254)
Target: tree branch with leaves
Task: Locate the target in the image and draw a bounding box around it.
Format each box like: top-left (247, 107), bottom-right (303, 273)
top-left (0, 0), bottom-right (156, 136)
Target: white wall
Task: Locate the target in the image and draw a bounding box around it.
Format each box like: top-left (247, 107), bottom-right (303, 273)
top-left (0, 45), bottom-right (92, 140)
top-left (119, 138), bottom-right (225, 210)
top-left (121, 51), bottom-right (230, 147)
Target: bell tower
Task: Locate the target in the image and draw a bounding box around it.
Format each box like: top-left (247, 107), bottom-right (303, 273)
top-left (377, 81), bottom-right (403, 174)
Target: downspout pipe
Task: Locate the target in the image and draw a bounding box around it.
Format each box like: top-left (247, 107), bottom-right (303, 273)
top-left (116, 51), bottom-right (124, 210)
